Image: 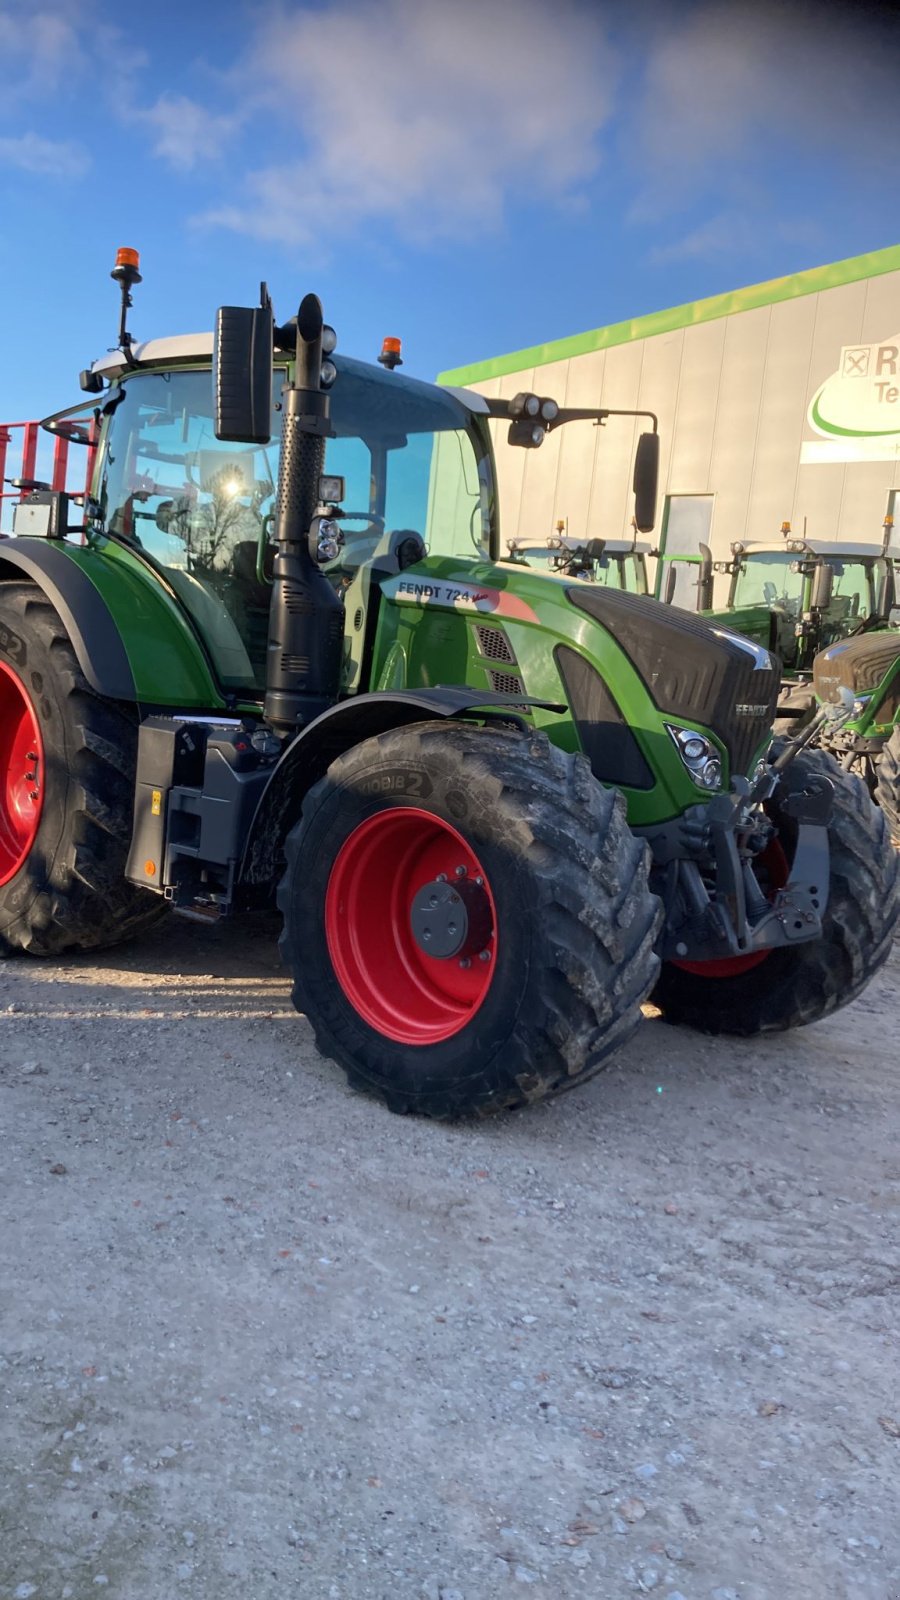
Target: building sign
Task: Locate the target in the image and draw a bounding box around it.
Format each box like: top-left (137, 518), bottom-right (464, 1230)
top-left (803, 333), bottom-right (900, 463)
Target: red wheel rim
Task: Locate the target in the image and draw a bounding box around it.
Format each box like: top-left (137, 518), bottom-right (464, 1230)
top-left (670, 839), bottom-right (790, 979)
top-left (324, 806), bottom-right (497, 1045)
top-left (0, 659), bottom-right (44, 887)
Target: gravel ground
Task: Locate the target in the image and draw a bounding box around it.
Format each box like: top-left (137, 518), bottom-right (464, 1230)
top-left (1, 917), bottom-right (898, 1600)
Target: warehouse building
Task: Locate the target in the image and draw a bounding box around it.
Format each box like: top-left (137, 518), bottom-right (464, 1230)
top-left (439, 245), bottom-right (900, 599)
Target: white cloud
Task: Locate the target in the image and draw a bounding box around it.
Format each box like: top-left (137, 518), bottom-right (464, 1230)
top-left (196, 0), bottom-right (616, 245)
top-left (648, 209), bottom-right (821, 266)
top-left (0, 132), bottom-right (89, 179)
top-left (0, 6), bottom-right (85, 96)
top-left (628, 1), bottom-right (900, 219)
top-left (137, 93), bottom-right (243, 172)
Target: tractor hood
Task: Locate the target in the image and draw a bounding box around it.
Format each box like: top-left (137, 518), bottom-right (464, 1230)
top-left (566, 587), bottom-right (782, 782)
top-left (814, 630), bottom-right (900, 700)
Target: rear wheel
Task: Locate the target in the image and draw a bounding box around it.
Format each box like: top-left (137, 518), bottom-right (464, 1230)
top-left (874, 724), bottom-right (900, 848)
top-left (278, 722), bottom-right (661, 1117)
top-left (652, 747), bottom-right (900, 1035)
top-left (0, 583), bottom-right (165, 955)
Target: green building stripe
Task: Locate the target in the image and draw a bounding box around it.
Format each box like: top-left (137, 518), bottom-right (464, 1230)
top-left (438, 244), bottom-right (900, 386)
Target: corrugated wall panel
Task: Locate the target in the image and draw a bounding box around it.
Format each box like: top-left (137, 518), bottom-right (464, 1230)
top-left (554, 349), bottom-right (606, 540)
top-left (836, 275), bottom-right (900, 537)
top-left (707, 305), bottom-right (770, 546)
top-left (668, 318), bottom-right (728, 495)
top-left (587, 341), bottom-right (644, 540)
top-left (792, 280), bottom-right (866, 539)
top-left (746, 295), bottom-right (819, 540)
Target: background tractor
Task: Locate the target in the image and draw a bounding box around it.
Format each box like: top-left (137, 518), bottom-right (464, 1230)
top-left (502, 525), bottom-right (652, 593)
top-left (0, 253), bottom-right (897, 1117)
top-left (811, 628), bottom-right (900, 846)
top-left (658, 527), bottom-right (899, 731)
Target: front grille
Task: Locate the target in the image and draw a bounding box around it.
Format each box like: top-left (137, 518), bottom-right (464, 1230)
top-left (476, 624), bottom-right (516, 664)
top-left (489, 668), bottom-right (524, 696)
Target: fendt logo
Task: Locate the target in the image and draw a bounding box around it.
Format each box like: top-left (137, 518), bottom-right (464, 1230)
top-left (809, 334), bottom-right (900, 439)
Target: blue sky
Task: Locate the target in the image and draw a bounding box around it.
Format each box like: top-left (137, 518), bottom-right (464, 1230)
top-left (0, 0), bottom-right (897, 429)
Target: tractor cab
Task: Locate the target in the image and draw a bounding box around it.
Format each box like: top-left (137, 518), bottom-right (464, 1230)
top-left (47, 341), bottom-right (498, 699)
top-left (724, 537), bottom-right (899, 661)
top-left (660, 533), bottom-right (900, 673)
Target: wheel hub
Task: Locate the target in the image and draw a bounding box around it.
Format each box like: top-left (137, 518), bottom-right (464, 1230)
top-left (409, 875), bottom-right (493, 961)
top-left (0, 659), bottom-right (43, 886)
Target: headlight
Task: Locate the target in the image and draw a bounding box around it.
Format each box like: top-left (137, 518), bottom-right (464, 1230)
top-left (666, 724), bottom-right (724, 791)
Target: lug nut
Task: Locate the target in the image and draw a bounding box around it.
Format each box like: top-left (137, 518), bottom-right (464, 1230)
top-left (474, 876), bottom-right (484, 886)
top-left (455, 865), bottom-right (467, 878)
top-left (479, 949), bottom-right (491, 963)
top-left (436, 873), bottom-right (448, 883)
top-left (459, 957), bottom-right (471, 969)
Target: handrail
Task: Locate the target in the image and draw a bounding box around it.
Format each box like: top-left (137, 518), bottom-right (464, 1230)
top-left (0, 419), bottom-right (96, 533)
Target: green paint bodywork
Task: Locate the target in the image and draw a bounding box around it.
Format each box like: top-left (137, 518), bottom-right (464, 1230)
top-left (366, 553), bottom-right (736, 827)
top-left (438, 244), bottom-right (900, 387)
top-left (35, 537), bottom-right (234, 711)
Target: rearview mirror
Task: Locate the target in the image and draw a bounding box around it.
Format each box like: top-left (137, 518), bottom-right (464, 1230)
top-left (213, 303), bottom-right (274, 444)
top-left (810, 561), bottom-right (834, 612)
top-left (633, 432), bottom-right (659, 533)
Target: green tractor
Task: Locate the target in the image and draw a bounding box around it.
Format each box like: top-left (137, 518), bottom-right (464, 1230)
top-left (1, 255), bottom-right (897, 1117)
top-left (810, 629), bottom-right (900, 847)
top-left (658, 527), bottom-right (900, 731)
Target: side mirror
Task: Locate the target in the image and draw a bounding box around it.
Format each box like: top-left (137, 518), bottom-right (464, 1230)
top-left (633, 432), bottom-right (659, 533)
top-left (810, 560), bottom-right (834, 612)
top-left (696, 541), bottom-right (714, 611)
top-left (213, 303), bottom-right (274, 444)
top-left (876, 565), bottom-right (896, 619)
top-left (663, 563), bottom-right (677, 605)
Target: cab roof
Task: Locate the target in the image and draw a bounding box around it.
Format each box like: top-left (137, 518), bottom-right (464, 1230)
top-left (89, 335), bottom-right (490, 414)
top-left (732, 539), bottom-right (900, 561)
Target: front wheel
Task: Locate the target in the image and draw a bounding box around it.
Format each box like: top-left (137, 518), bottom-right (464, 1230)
top-left (278, 723), bottom-right (661, 1117)
top-left (874, 724), bottom-right (900, 848)
top-left (652, 748), bottom-right (900, 1036)
top-left (0, 583), bottom-right (165, 955)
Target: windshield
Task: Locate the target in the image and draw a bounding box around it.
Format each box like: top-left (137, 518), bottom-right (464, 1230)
top-left (733, 551), bottom-right (879, 623)
top-left (95, 359), bottom-right (495, 692)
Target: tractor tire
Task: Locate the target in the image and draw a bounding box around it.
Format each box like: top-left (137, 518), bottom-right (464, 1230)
top-left (652, 746), bottom-right (900, 1037)
top-left (278, 722), bottom-right (661, 1118)
top-left (874, 724), bottom-right (900, 848)
top-left (0, 583), bottom-right (165, 955)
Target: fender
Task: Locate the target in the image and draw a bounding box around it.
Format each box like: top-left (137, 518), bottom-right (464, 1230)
top-left (0, 537), bottom-right (224, 708)
top-left (240, 686), bottom-right (563, 885)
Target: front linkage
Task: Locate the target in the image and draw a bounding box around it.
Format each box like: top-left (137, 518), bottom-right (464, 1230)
top-left (646, 697), bottom-right (855, 966)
